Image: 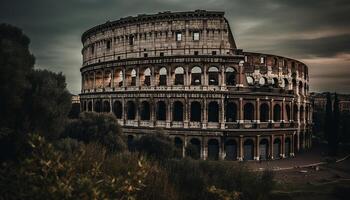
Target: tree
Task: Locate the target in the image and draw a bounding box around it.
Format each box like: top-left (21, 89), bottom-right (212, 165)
top-left (63, 112), bottom-right (126, 152)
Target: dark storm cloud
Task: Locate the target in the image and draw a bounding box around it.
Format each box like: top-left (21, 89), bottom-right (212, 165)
top-left (1, 0), bottom-right (350, 94)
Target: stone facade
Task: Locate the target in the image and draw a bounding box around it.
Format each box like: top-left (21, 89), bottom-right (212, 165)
top-left (79, 10), bottom-right (312, 161)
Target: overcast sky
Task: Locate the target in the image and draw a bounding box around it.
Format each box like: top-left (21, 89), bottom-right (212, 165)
top-left (1, 0), bottom-right (350, 94)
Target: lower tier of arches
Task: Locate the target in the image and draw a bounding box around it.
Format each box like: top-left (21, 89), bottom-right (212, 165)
top-left (125, 128), bottom-right (312, 161)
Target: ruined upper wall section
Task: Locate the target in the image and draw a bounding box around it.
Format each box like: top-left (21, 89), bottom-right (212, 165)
top-left (81, 10), bottom-right (237, 66)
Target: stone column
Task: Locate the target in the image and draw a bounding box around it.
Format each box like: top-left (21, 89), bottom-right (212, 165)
top-left (202, 98), bottom-right (207, 129)
top-left (184, 97), bottom-right (189, 128)
top-left (238, 135), bottom-right (243, 161)
top-left (270, 99), bottom-right (274, 122)
top-left (151, 66), bottom-right (155, 87)
top-left (166, 98), bottom-right (171, 128)
top-left (93, 72), bottom-right (96, 90)
top-left (220, 97), bottom-right (225, 129)
top-left (122, 68), bottom-right (126, 87)
top-left (282, 98), bottom-right (285, 122)
top-left (270, 134), bottom-right (274, 160)
top-left (239, 98), bottom-right (243, 123)
top-left (202, 139), bottom-right (207, 160)
top-left (203, 63), bottom-right (208, 88)
top-left (111, 69), bottom-right (115, 89)
top-left (255, 135), bottom-right (260, 160)
top-left (109, 97), bottom-right (113, 113)
top-left (150, 98), bottom-right (155, 127)
top-left (136, 67), bottom-right (140, 87)
top-left (122, 97), bottom-right (126, 124)
top-left (282, 134), bottom-right (286, 158)
top-left (256, 98), bottom-right (260, 123)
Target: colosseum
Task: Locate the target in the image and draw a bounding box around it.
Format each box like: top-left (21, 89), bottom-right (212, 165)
top-left (80, 10), bottom-right (312, 161)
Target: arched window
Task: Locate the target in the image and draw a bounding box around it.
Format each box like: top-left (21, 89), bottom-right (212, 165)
top-left (94, 100), bottom-right (101, 113)
top-left (226, 102), bottom-right (237, 122)
top-left (225, 67), bottom-right (236, 86)
top-left (243, 139), bottom-right (254, 160)
top-left (103, 100), bottom-right (110, 112)
top-left (273, 138), bottom-right (281, 159)
top-left (281, 78), bottom-right (289, 89)
top-left (131, 69), bottom-right (137, 86)
top-left (285, 104), bottom-right (291, 121)
top-left (104, 70), bottom-right (112, 88)
top-left (116, 70), bottom-right (123, 87)
top-left (190, 101), bottom-right (201, 122)
top-left (246, 76), bottom-right (254, 86)
top-left (299, 81), bottom-right (303, 94)
top-left (191, 66), bottom-right (202, 85)
top-left (244, 103), bottom-right (254, 121)
top-left (174, 67), bottom-right (184, 85)
top-left (208, 139), bottom-right (219, 160)
top-left (188, 138), bottom-right (201, 159)
top-left (285, 138), bottom-right (291, 157)
top-left (300, 105), bottom-right (304, 121)
top-left (156, 101), bottom-right (166, 121)
top-left (225, 140), bottom-right (237, 160)
top-left (259, 139), bottom-right (269, 160)
top-left (208, 66), bottom-right (219, 85)
top-left (140, 101), bottom-right (150, 120)
top-left (95, 71), bottom-right (103, 88)
top-left (173, 101), bottom-right (183, 121)
top-left (88, 101), bottom-right (93, 111)
top-left (293, 104), bottom-right (298, 121)
top-left (259, 77), bottom-right (267, 86)
top-left (159, 67), bottom-right (167, 86)
top-left (272, 78), bottom-right (279, 88)
top-left (174, 137), bottom-right (183, 158)
top-left (273, 104), bottom-right (281, 121)
top-left (260, 103), bottom-right (269, 122)
top-left (143, 68), bottom-right (151, 86)
top-left (208, 101), bottom-right (219, 122)
top-left (113, 101), bottom-right (123, 119)
top-left (127, 101), bottom-right (136, 120)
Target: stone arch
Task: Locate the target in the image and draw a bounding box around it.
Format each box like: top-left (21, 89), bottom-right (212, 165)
top-left (190, 101), bottom-right (201, 122)
top-left (225, 139), bottom-right (237, 160)
top-left (173, 101), bottom-right (183, 121)
top-left (208, 101), bottom-right (219, 122)
top-left (298, 81), bottom-right (303, 94)
top-left (272, 77), bottom-right (279, 88)
top-left (94, 100), bottom-right (102, 113)
top-left (141, 67), bottom-right (151, 86)
top-left (140, 101), bottom-right (150, 120)
top-left (273, 104), bottom-right (281, 122)
top-left (285, 137), bottom-right (291, 157)
top-left (156, 101), bottom-right (166, 121)
top-left (244, 102), bottom-right (254, 121)
top-left (225, 67), bottom-right (237, 86)
top-left (104, 70), bottom-right (112, 88)
top-left (300, 105), bottom-right (305, 122)
top-left (208, 66), bottom-right (219, 85)
top-left (113, 100), bottom-right (123, 119)
top-left (259, 77), bottom-right (267, 86)
top-left (126, 101), bottom-right (136, 120)
top-left (246, 76), bottom-right (254, 86)
top-left (226, 102), bottom-right (237, 122)
top-left (285, 104), bottom-right (291, 121)
top-left (188, 138), bottom-right (201, 159)
top-left (95, 71), bottom-right (103, 88)
top-left (243, 139), bottom-right (254, 160)
top-left (114, 70), bottom-right (123, 87)
top-left (293, 104), bottom-right (298, 121)
top-left (191, 66), bottom-right (202, 85)
top-left (174, 137), bottom-right (184, 158)
top-left (259, 139), bottom-right (269, 160)
top-left (159, 67), bottom-right (167, 86)
top-left (174, 67), bottom-right (184, 85)
top-left (260, 103), bottom-right (269, 122)
top-left (273, 138), bottom-right (281, 159)
top-left (103, 100), bottom-right (110, 113)
top-left (207, 139), bottom-right (220, 160)
top-left (88, 101), bottom-right (93, 111)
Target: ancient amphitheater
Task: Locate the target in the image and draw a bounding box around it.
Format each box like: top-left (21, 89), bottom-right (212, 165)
top-left (80, 10), bottom-right (312, 161)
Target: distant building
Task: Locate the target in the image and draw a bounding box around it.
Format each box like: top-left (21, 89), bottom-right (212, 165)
top-left (311, 92), bottom-right (350, 112)
top-left (79, 10), bottom-right (312, 161)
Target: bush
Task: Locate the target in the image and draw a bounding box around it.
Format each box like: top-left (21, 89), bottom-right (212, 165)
top-left (134, 129), bottom-right (176, 160)
top-left (62, 112), bottom-right (126, 152)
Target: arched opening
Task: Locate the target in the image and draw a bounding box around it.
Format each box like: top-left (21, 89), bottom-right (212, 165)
top-left (225, 67), bottom-right (236, 86)
top-left (173, 101), bottom-right (183, 121)
top-left (225, 102), bottom-right (237, 122)
top-left (298, 81), bottom-right (303, 94)
top-left (89, 73), bottom-right (94, 89)
top-left (208, 101), bottom-right (219, 122)
top-left (246, 76), bottom-right (254, 86)
top-left (95, 71), bottom-right (103, 88)
top-left (208, 139), bottom-right (219, 160)
top-left (285, 104), bottom-right (291, 121)
top-left (244, 103), bottom-right (254, 121)
top-left (188, 138), bottom-right (201, 159)
top-left (113, 101), bottom-right (123, 119)
top-left (127, 135), bottom-right (135, 151)
top-left (294, 134), bottom-right (298, 152)
top-left (114, 70), bottom-right (124, 87)
top-left (83, 101), bottom-right (87, 111)
top-left (305, 106), bottom-right (309, 123)
top-left (293, 104), bottom-right (298, 121)
top-left (159, 67), bottom-right (167, 86)
top-left (130, 69), bottom-right (137, 86)
top-left (299, 132), bottom-right (304, 149)
top-left (292, 79), bottom-right (297, 92)
top-left (127, 101), bottom-right (136, 120)
top-left (208, 66), bottom-right (219, 85)
top-left (156, 101), bottom-right (166, 121)
top-left (140, 101), bottom-right (150, 120)
top-left (143, 68), bottom-right (151, 86)
top-left (88, 101), bottom-right (93, 111)
top-left (272, 78), bottom-right (279, 88)
top-left (94, 100), bottom-right (101, 113)
top-left (260, 103), bottom-right (269, 122)
top-left (282, 78), bottom-right (289, 90)
top-left (190, 101), bottom-right (201, 122)
top-left (243, 139), bottom-right (254, 160)
top-left (174, 67), bottom-right (184, 85)
top-left (285, 138), bottom-right (291, 157)
top-left (273, 138), bottom-right (281, 159)
top-left (259, 139), bottom-right (269, 160)
top-left (104, 70), bottom-right (112, 88)
top-left (191, 66), bottom-right (202, 85)
top-left (300, 105), bottom-right (305, 122)
top-left (174, 137), bottom-right (183, 158)
top-left (103, 100), bottom-right (110, 112)
top-left (259, 77), bottom-right (267, 87)
top-left (225, 139), bottom-right (237, 160)
top-left (273, 104), bottom-right (281, 122)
